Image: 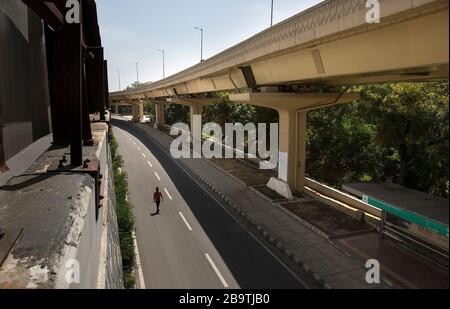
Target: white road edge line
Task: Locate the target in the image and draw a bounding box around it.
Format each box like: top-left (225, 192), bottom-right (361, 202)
top-left (155, 172), bottom-right (161, 181)
top-left (148, 161), bottom-right (153, 168)
top-left (142, 153), bottom-right (146, 158)
top-left (164, 188), bottom-right (173, 200)
top-left (205, 254), bottom-right (229, 288)
top-left (132, 231), bottom-right (146, 289)
top-left (137, 147), bottom-right (141, 151)
top-left (179, 212), bottom-right (193, 231)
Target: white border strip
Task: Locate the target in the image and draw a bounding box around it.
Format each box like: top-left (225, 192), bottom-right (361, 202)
top-left (132, 230), bottom-right (146, 289)
top-left (205, 254), bottom-right (229, 288)
top-left (179, 212), bottom-right (193, 231)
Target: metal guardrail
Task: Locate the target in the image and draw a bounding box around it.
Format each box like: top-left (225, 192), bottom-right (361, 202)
top-left (305, 178), bottom-right (382, 218)
top-left (304, 178), bottom-right (449, 268)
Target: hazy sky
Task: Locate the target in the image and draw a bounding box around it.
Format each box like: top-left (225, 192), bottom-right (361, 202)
top-left (96, 0), bottom-right (323, 91)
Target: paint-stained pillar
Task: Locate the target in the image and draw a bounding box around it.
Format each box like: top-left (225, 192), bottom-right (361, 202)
top-left (155, 104), bottom-right (165, 128)
top-left (190, 104), bottom-right (203, 137)
top-left (138, 102), bottom-right (144, 121)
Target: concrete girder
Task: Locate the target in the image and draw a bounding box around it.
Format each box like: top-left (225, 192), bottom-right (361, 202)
top-left (229, 92), bottom-right (359, 197)
top-left (144, 99), bottom-right (167, 128)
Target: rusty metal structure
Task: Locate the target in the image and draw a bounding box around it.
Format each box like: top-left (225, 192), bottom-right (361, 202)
top-left (0, 0), bottom-right (109, 169)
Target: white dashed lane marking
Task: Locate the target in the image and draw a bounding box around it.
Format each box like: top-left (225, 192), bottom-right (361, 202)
top-left (179, 212), bottom-right (193, 231)
top-left (164, 188), bottom-right (173, 200)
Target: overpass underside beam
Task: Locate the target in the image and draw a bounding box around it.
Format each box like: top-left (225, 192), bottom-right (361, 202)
top-left (230, 92), bottom-right (358, 198)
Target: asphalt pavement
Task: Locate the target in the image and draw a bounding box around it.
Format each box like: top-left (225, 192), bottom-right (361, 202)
top-left (112, 120), bottom-right (309, 289)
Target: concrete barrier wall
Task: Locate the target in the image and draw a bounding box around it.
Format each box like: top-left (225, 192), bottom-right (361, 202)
top-left (0, 125), bottom-right (124, 289)
top-left (75, 124), bottom-right (123, 289)
top-left (94, 125), bottom-right (124, 289)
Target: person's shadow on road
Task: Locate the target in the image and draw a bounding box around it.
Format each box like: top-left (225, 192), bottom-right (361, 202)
top-left (151, 212), bottom-right (161, 217)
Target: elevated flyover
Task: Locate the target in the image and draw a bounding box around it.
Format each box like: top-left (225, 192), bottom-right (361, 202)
top-left (110, 0), bottom-right (449, 198)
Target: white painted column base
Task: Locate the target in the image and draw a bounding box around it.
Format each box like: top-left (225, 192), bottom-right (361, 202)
top-left (267, 177), bottom-right (294, 200)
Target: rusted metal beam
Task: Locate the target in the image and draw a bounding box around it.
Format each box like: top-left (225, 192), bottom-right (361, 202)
top-left (0, 125), bottom-right (9, 173)
top-left (104, 60), bottom-right (110, 110)
top-left (86, 47), bottom-right (106, 121)
top-left (45, 20), bottom-right (83, 165)
top-left (82, 64), bottom-right (93, 144)
top-left (21, 0), bottom-right (64, 31)
top-left (81, 0), bottom-right (101, 46)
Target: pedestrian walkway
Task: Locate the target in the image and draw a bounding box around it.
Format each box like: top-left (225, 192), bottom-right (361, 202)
top-left (134, 123), bottom-right (389, 289)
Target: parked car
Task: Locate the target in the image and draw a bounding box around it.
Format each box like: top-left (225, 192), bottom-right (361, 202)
top-left (89, 111), bottom-right (111, 122)
top-left (141, 115), bottom-right (152, 124)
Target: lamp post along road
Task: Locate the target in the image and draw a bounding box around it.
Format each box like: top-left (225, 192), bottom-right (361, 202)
top-left (116, 69), bottom-right (121, 91)
top-left (158, 49), bottom-right (165, 79)
top-left (271, 0), bottom-right (274, 27)
top-left (195, 27), bottom-right (204, 62)
top-left (133, 61), bottom-right (139, 83)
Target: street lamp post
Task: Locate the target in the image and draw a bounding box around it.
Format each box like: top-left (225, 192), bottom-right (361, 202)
top-left (271, 0), bottom-right (274, 27)
top-left (158, 49), bottom-right (165, 79)
top-left (116, 69), bottom-right (121, 91)
top-left (195, 27), bottom-right (204, 62)
top-left (133, 61), bottom-right (139, 83)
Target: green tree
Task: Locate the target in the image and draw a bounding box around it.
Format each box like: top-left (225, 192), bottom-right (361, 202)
top-left (307, 82), bottom-right (449, 198)
top-left (126, 81), bottom-right (144, 90)
top-left (355, 82), bottom-right (449, 197)
top-left (164, 103), bottom-right (190, 125)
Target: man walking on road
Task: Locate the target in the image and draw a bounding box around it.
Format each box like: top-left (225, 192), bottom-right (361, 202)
top-left (154, 187), bottom-right (164, 214)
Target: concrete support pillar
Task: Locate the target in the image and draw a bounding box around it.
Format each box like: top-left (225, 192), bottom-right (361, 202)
top-left (189, 104), bottom-right (203, 137)
top-left (138, 102), bottom-right (144, 120)
top-left (132, 104), bottom-right (139, 122)
top-left (278, 110), bottom-right (307, 193)
top-left (155, 104), bottom-right (165, 128)
top-left (229, 92), bottom-right (359, 198)
top-left (114, 104), bottom-right (119, 114)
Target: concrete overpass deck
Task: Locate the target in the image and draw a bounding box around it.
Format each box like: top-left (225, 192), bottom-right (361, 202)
top-left (109, 0), bottom-right (449, 200)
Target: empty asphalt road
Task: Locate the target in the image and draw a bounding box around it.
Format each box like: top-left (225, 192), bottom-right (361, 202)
top-left (112, 119), bottom-right (309, 289)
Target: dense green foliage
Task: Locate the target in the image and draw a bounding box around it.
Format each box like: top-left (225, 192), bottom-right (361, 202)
top-left (309, 82), bottom-right (449, 198)
top-left (147, 82), bottom-right (449, 198)
top-left (109, 130), bottom-right (136, 289)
